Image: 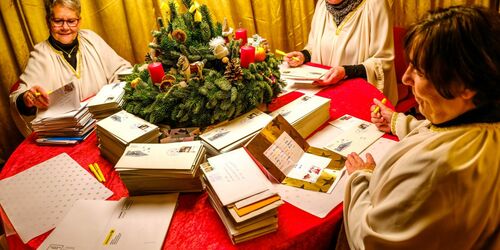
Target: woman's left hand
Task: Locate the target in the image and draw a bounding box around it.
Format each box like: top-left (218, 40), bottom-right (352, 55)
top-left (313, 66), bottom-right (346, 86)
top-left (345, 152), bottom-right (376, 175)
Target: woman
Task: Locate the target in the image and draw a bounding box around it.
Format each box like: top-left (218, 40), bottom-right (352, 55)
top-left (285, 0), bottom-right (398, 105)
top-left (9, 0), bottom-right (131, 136)
top-left (343, 6), bottom-right (499, 249)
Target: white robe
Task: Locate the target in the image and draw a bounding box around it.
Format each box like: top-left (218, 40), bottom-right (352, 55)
top-left (305, 0), bottom-right (398, 105)
top-left (344, 113), bottom-right (500, 249)
top-left (10, 29), bottom-right (131, 136)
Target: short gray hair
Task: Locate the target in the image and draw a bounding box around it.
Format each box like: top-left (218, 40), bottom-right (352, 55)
top-left (45, 0), bottom-right (81, 20)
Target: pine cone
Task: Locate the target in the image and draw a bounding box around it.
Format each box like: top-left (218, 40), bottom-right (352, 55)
top-left (224, 58), bottom-right (243, 81)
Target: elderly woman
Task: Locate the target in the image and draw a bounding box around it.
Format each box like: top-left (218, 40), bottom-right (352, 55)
top-left (285, 0), bottom-right (398, 105)
top-left (9, 0), bottom-right (131, 136)
top-left (343, 6), bottom-right (499, 249)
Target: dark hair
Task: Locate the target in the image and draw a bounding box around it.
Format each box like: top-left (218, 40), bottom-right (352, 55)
top-left (45, 0), bottom-right (81, 21)
top-left (404, 6), bottom-right (500, 106)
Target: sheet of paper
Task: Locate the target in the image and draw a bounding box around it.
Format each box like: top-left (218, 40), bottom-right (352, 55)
top-left (329, 114), bottom-right (366, 131)
top-left (205, 148), bottom-right (273, 206)
top-left (279, 63), bottom-right (326, 95)
top-left (306, 124), bottom-right (344, 148)
top-left (97, 110), bottom-right (158, 143)
top-left (274, 171), bottom-right (347, 218)
top-left (325, 121), bottom-right (384, 157)
top-left (36, 82), bottom-right (80, 120)
top-left (360, 137), bottom-right (398, 164)
top-left (88, 82), bottom-right (125, 107)
top-left (287, 152), bottom-right (331, 183)
top-left (38, 194), bottom-right (178, 250)
top-left (0, 153), bottom-right (113, 243)
top-left (263, 132), bottom-right (304, 175)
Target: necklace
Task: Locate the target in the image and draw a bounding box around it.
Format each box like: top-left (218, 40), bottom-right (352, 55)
top-left (53, 43), bottom-right (78, 58)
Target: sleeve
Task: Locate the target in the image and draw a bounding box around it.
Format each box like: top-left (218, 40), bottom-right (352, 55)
top-left (81, 30), bottom-right (131, 83)
top-left (392, 112), bottom-right (427, 139)
top-left (343, 128), bottom-right (500, 249)
top-left (361, 0), bottom-right (395, 95)
top-left (303, 0), bottom-right (324, 55)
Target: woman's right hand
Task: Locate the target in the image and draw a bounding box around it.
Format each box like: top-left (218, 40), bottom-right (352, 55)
top-left (371, 98), bottom-right (393, 133)
top-left (23, 86), bottom-right (49, 109)
top-left (284, 51), bottom-right (304, 67)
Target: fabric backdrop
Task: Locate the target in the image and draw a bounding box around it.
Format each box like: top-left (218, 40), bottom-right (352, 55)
top-left (0, 0), bottom-right (497, 165)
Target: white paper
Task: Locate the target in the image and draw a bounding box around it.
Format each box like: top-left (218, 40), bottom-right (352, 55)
top-left (0, 153), bottom-right (113, 243)
top-left (38, 193), bottom-right (178, 250)
top-left (306, 124), bottom-right (344, 148)
top-left (36, 82), bottom-right (80, 120)
top-left (360, 137), bottom-right (398, 164)
top-left (279, 63), bottom-right (326, 95)
top-left (325, 121), bottom-right (384, 157)
top-left (329, 114), bottom-right (366, 131)
top-left (200, 109), bottom-right (272, 151)
top-left (287, 153), bottom-right (331, 183)
top-left (263, 132), bottom-right (304, 175)
top-left (97, 110), bottom-right (158, 143)
top-left (205, 148), bottom-right (273, 206)
top-left (274, 171), bottom-right (347, 218)
top-left (88, 82), bottom-right (125, 107)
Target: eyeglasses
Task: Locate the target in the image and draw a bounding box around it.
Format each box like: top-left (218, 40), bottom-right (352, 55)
top-left (51, 18), bottom-right (80, 27)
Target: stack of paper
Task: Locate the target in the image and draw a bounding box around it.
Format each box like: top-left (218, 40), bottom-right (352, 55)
top-left (96, 110), bottom-right (160, 164)
top-left (270, 95), bottom-right (330, 138)
top-left (31, 82), bottom-right (95, 145)
top-left (38, 194), bottom-right (178, 250)
top-left (280, 64), bottom-right (329, 85)
top-left (199, 109), bottom-right (273, 156)
top-left (87, 82), bottom-right (126, 120)
top-left (114, 141), bottom-right (206, 195)
top-left (202, 148), bottom-right (283, 244)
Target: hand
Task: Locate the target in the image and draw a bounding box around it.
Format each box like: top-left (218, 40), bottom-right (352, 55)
top-left (370, 98), bottom-right (393, 133)
top-left (23, 86), bottom-right (49, 109)
top-left (313, 66), bottom-right (346, 86)
top-left (285, 51), bottom-right (304, 67)
top-left (345, 152), bottom-right (375, 175)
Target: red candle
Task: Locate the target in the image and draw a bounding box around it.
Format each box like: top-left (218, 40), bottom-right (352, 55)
top-left (148, 62), bottom-right (165, 84)
top-left (240, 45), bottom-right (255, 68)
top-left (235, 28), bottom-right (247, 45)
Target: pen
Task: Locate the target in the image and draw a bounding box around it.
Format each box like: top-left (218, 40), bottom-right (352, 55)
top-left (103, 229), bottom-right (115, 245)
top-left (34, 90), bottom-right (52, 97)
top-left (275, 49), bottom-right (299, 61)
top-left (94, 163), bottom-right (106, 183)
top-left (372, 98), bottom-right (387, 114)
top-left (88, 163), bottom-right (103, 182)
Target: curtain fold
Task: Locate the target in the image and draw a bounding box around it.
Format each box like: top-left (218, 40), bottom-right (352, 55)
top-left (0, 0), bottom-right (494, 163)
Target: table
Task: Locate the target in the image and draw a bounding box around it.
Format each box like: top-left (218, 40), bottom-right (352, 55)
top-left (1, 76), bottom-right (394, 250)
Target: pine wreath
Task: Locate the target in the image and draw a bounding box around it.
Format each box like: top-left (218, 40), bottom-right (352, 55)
top-left (123, 0), bottom-right (285, 128)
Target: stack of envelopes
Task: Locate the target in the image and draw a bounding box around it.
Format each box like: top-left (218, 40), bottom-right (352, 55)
top-left (114, 141), bottom-right (206, 195)
top-left (269, 94), bottom-right (330, 139)
top-left (87, 82), bottom-right (126, 120)
top-left (96, 110), bottom-right (159, 164)
top-left (202, 148), bottom-right (283, 244)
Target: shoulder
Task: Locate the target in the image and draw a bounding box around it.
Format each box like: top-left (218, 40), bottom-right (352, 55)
top-left (79, 29), bottom-right (107, 44)
top-left (363, 0), bottom-right (390, 16)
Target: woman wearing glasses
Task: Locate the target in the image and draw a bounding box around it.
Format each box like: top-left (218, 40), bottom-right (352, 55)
top-left (10, 0), bottom-right (131, 135)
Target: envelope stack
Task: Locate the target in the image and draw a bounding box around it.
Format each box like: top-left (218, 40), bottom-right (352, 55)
top-left (114, 141), bottom-right (206, 195)
top-left (87, 82), bottom-right (126, 120)
top-left (96, 110), bottom-right (160, 164)
top-left (201, 148), bottom-right (283, 244)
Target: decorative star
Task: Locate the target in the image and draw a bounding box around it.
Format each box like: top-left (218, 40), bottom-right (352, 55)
top-left (322, 177), bottom-right (335, 186)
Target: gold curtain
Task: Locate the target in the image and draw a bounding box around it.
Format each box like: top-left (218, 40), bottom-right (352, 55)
top-left (0, 0), bottom-right (495, 163)
top-left (0, 0), bottom-right (316, 163)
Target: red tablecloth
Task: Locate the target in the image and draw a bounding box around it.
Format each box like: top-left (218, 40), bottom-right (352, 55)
top-left (1, 77), bottom-right (394, 250)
